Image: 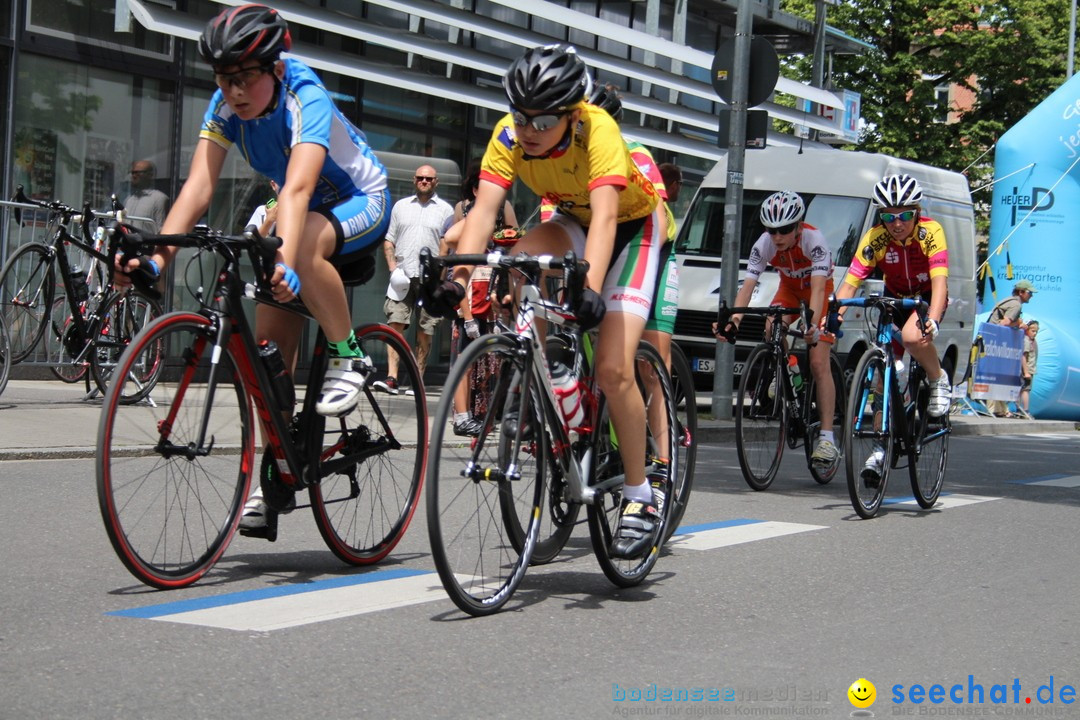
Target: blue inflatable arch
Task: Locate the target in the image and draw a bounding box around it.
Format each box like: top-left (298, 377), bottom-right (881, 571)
top-left (986, 74), bottom-right (1080, 420)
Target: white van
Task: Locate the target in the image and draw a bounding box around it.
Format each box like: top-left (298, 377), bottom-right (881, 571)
top-left (673, 145), bottom-right (977, 395)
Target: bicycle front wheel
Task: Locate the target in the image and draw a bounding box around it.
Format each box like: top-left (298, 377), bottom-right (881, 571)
top-left (908, 368), bottom-right (950, 508)
top-left (735, 343), bottom-right (786, 491)
top-left (90, 290), bottom-right (164, 402)
top-left (844, 348), bottom-right (893, 519)
top-left (308, 324), bottom-right (426, 565)
top-left (0, 313), bottom-right (10, 398)
top-left (97, 312), bottom-right (254, 589)
top-left (427, 333), bottom-right (544, 616)
top-left (46, 297), bottom-right (88, 383)
top-left (587, 341), bottom-right (678, 587)
top-left (665, 342), bottom-right (697, 540)
top-left (805, 351), bottom-right (847, 484)
top-left (0, 242), bottom-right (55, 363)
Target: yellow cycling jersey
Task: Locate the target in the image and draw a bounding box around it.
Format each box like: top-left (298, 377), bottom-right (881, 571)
top-left (479, 103), bottom-right (659, 226)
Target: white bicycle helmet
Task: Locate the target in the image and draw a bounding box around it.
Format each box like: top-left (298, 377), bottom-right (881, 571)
top-left (759, 191), bottom-right (805, 228)
top-left (873, 174), bottom-right (924, 207)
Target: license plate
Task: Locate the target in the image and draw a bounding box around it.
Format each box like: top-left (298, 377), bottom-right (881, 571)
top-left (693, 358), bottom-right (745, 376)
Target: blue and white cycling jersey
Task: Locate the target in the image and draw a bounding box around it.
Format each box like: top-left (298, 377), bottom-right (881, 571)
top-left (200, 59), bottom-right (387, 208)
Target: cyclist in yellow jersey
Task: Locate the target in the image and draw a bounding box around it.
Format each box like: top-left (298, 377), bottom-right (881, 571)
top-left (423, 44), bottom-right (667, 560)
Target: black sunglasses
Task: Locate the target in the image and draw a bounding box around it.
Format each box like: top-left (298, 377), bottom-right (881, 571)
top-left (511, 109), bottom-right (568, 132)
top-left (414, 176), bottom-right (436, 183)
top-left (767, 222), bottom-right (798, 236)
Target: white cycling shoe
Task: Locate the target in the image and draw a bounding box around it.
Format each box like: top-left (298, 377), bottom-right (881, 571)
top-left (315, 356), bottom-right (373, 417)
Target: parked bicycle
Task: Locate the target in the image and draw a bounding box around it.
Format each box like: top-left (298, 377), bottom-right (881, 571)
top-left (830, 295), bottom-right (950, 518)
top-left (0, 313), bottom-right (10, 399)
top-left (718, 301), bottom-right (847, 491)
top-left (96, 224), bottom-right (427, 588)
top-left (0, 186), bottom-right (163, 401)
top-left (421, 248), bottom-right (679, 616)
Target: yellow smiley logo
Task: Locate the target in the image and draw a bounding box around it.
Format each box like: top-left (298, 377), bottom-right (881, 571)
top-left (848, 678), bottom-right (876, 709)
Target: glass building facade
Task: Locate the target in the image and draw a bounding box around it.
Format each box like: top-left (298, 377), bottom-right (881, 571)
top-left (0, 0), bottom-right (856, 380)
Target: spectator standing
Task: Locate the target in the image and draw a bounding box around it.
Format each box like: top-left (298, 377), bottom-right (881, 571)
top-left (1018, 320), bottom-right (1039, 419)
top-left (246, 179), bottom-right (280, 237)
top-left (987, 279), bottom-right (1037, 416)
top-left (375, 165), bottom-right (454, 395)
top-left (123, 160), bottom-right (170, 232)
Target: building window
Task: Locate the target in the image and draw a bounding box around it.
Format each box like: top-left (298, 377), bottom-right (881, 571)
top-left (26, 0), bottom-right (174, 59)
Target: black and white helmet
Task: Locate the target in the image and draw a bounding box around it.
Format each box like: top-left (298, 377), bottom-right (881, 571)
top-left (199, 3), bottom-right (291, 68)
top-left (503, 44), bottom-right (590, 113)
top-left (759, 191), bottom-right (805, 228)
top-left (873, 174), bottom-right (924, 208)
top-left (588, 83), bottom-right (623, 121)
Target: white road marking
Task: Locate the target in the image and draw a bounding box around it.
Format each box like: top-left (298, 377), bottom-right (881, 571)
top-left (883, 493), bottom-right (1000, 509)
top-left (670, 519), bottom-right (827, 551)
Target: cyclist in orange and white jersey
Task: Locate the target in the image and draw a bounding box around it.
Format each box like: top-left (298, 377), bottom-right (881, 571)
top-left (717, 191), bottom-right (839, 470)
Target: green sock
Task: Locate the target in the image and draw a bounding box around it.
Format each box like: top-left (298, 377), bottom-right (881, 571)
top-left (327, 331), bottom-right (364, 359)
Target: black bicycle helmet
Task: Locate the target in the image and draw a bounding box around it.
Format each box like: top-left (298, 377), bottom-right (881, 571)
top-left (199, 4), bottom-right (292, 68)
top-left (588, 83), bottom-right (623, 121)
top-left (873, 173), bottom-right (924, 208)
top-left (503, 44), bottom-right (589, 113)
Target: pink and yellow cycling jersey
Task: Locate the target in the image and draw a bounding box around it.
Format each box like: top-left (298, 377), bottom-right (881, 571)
top-left (480, 103), bottom-right (659, 226)
top-left (745, 223), bottom-right (833, 292)
top-left (844, 218), bottom-right (949, 297)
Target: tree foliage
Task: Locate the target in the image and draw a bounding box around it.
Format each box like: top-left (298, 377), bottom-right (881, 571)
top-left (782, 0), bottom-right (1071, 224)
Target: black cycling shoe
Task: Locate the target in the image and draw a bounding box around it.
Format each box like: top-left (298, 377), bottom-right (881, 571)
top-left (453, 416), bottom-right (484, 437)
top-left (608, 495), bottom-right (663, 560)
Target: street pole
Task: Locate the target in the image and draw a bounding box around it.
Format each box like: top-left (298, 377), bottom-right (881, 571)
top-left (711, 0), bottom-right (753, 419)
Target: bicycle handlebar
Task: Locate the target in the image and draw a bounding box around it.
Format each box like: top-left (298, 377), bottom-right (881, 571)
top-left (827, 295), bottom-right (930, 338)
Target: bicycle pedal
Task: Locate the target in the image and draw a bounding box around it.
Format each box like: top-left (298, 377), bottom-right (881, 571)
top-left (238, 512), bottom-right (278, 542)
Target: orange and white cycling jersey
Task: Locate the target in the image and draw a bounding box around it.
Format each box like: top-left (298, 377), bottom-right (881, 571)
top-left (745, 223), bottom-right (833, 293)
top-left (844, 217), bottom-right (948, 297)
top-left (480, 103), bottom-right (659, 226)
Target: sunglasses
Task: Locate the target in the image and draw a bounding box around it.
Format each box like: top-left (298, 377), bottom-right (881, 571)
top-left (213, 64), bottom-right (273, 90)
top-left (511, 109), bottom-right (567, 132)
top-left (414, 176), bottom-right (436, 183)
top-left (880, 210), bottom-right (916, 223)
top-left (766, 222), bottom-right (798, 236)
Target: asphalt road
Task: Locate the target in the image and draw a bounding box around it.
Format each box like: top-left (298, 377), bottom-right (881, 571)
top-left (2, 429), bottom-right (1078, 719)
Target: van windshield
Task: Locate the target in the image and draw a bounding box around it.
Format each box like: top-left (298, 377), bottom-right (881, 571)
top-left (675, 188), bottom-right (869, 265)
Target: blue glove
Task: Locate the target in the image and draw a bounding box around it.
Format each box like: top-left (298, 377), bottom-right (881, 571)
top-left (826, 312), bottom-right (843, 336)
top-left (275, 263), bottom-right (301, 296)
top-left (576, 288), bottom-right (606, 331)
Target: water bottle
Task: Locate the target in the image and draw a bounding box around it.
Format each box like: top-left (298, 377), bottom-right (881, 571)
top-left (550, 361), bottom-right (584, 428)
top-left (787, 354), bottom-right (804, 392)
top-left (257, 340), bottom-right (295, 409)
top-left (894, 358), bottom-right (910, 403)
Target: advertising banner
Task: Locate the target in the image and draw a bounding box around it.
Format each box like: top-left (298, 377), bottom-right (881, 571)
top-left (970, 323), bottom-right (1024, 401)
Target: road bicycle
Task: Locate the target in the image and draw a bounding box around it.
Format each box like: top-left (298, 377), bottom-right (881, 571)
top-left (0, 186), bottom-right (163, 401)
top-left (718, 302), bottom-right (847, 491)
top-left (96, 224), bottom-right (427, 588)
top-left (420, 248), bottom-right (679, 616)
top-left (0, 313), bottom-right (10, 398)
top-left (830, 295), bottom-right (950, 518)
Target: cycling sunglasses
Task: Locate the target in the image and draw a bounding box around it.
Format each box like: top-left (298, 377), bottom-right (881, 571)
top-left (766, 222), bottom-right (798, 236)
top-left (511, 109), bottom-right (568, 132)
top-left (880, 210), bottom-right (916, 223)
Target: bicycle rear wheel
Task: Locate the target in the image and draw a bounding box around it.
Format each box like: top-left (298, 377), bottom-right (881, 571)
top-left (735, 343), bottom-right (786, 490)
top-left (908, 367), bottom-right (950, 508)
top-left (587, 341), bottom-right (678, 587)
top-left (664, 343), bottom-right (696, 540)
top-left (0, 313), bottom-right (10, 398)
top-left (0, 242), bottom-right (55, 363)
top-left (427, 333), bottom-right (544, 615)
top-left (844, 348), bottom-right (893, 519)
top-left (308, 324), bottom-right (426, 565)
top-left (804, 351), bottom-right (847, 484)
top-left (90, 290), bottom-right (164, 402)
top-left (97, 312), bottom-right (254, 588)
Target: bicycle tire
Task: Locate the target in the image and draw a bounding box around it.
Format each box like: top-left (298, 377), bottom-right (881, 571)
top-left (97, 312), bottom-right (254, 589)
top-left (805, 352), bottom-right (847, 484)
top-left (0, 243), bottom-right (55, 363)
top-left (0, 313), bottom-right (10, 398)
top-left (735, 343), bottom-right (786, 491)
top-left (664, 342), bottom-right (697, 540)
top-left (587, 341), bottom-right (677, 587)
top-left (46, 296), bottom-right (88, 383)
top-left (844, 348), bottom-right (893, 519)
top-left (90, 290), bottom-right (165, 402)
top-left (427, 333), bottom-right (544, 616)
top-left (308, 324), bottom-right (427, 565)
top-left (908, 366), bottom-right (950, 508)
